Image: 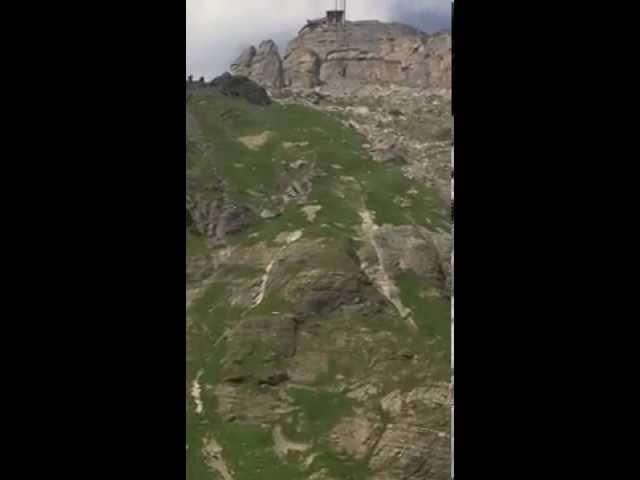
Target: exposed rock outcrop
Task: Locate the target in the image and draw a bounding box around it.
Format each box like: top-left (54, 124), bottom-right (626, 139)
top-left (230, 40), bottom-right (285, 89)
top-left (232, 20), bottom-right (451, 94)
top-left (209, 72), bottom-right (272, 105)
top-left (283, 47), bottom-right (322, 89)
top-left (422, 32), bottom-right (452, 90)
top-left (186, 172), bottom-right (256, 247)
top-left (222, 314), bottom-right (299, 385)
top-left (369, 423), bottom-right (449, 480)
top-left (286, 21), bottom-right (450, 91)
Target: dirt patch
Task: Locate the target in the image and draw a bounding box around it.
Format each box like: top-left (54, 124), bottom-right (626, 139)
top-left (302, 205), bottom-right (323, 222)
top-left (380, 389), bottom-right (404, 417)
top-left (202, 435), bottom-right (234, 480)
top-left (187, 287), bottom-right (202, 310)
top-left (191, 370), bottom-right (204, 415)
top-left (346, 383), bottom-right (380, 402)
top-left (272, 425), bottom-right (311, 458)
top-left (238, 131), bottom-right (273, 150)
top-left (275, 230), bottom-right (304, 245)
top-left (283, 141), bottom-right (310, 149)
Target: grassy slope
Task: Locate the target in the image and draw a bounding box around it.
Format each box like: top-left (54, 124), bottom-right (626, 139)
top-left (187, 89), bottom-right (450, 479)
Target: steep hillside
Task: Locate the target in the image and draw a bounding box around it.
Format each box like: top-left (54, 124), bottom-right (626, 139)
top-left (187, 71), bottom-right (451, 480)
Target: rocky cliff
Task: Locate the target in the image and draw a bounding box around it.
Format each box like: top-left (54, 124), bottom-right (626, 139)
top-left (231, 20), bottom-right (450, 93)
top-left (230, 39), bottom-right (285, 89)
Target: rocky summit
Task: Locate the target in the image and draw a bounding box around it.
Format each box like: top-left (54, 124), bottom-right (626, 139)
top-left (188, 16), bottom-right (451, 480)
top-left (232, 20), bottom-right (450, 93)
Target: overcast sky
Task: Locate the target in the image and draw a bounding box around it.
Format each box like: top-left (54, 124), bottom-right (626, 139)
top-left (187, 0), bottom-right (451, 80)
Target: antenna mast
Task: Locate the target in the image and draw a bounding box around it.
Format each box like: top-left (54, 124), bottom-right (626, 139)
top-left (328, 0), bottom-right (347, 46)
top-left (343, 0), bottom-right (348, 45)
top-left (339, 0), bottom-right (347, 46)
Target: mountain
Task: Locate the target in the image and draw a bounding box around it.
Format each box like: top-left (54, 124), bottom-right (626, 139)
top-left (187, 17), bottom-right (451, 480)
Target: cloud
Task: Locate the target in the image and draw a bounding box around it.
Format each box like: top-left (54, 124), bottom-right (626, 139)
top-left (187, 0), bottom-right (451, 80)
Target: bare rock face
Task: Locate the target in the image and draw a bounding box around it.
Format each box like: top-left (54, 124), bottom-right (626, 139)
top-left (209, 72), bottom-right (272, 105)
top-left (230, 21), bottom-right (450, 94)
top-left (282, 47), bottom-right (321, 89)
top-left (283, 20), bottom-right (451, 91)
top-left (369, 424), bottom-right (449, 480)
top-left (423, 32), bottom-right (451, 90)
top-left (186, 172), bottom-right (256, 246)
top-left (369, 225), bottom-right (446, 283)
top-left (230, 40), bottom-right (284, 89)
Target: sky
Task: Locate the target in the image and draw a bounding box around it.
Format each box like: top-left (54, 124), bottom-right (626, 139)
top-left (187, 0), bottom-right (451, 80)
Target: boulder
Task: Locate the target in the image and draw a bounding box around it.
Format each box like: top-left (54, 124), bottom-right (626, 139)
top-left (215, 205), bottom-right (254, 237)
top-left (210, 72), bottom-right (272, 105)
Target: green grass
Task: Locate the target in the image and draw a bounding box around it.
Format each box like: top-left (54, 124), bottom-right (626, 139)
top-left (396, 271), bottom-right (451, 379)
top-left (186, 90), bottom-right (451, 479)
top-left (225, 203), bottom-right (308, 247)
top-left (311, 450), bottom-right (371, 480)
top-left (396, 272), bottom-right (450, 341)
top-left (187, 88), bottom-right (449, 246)
top-left (307, 180), bottom-right (363, 229)
top-left (361, 168), bottom-right (448, 230)
top-left (281, 387), bottom-right (371, 480)
top-left (287, 387), bottom-right (355, 439)
top-left (186, 268), bottom-right (300, 479)
top-left (187, 282), bottom-right (234, 385)
top-left (280, 386), bottom-right (372, 478)
top-left (213, 422), bottom-right (304, 480)
top-left (187, 230), bottom-right (208, 258)
top-left (188, 91), bottom-right (370, 240)
top-left (187, 409), bottom-right (306, 480)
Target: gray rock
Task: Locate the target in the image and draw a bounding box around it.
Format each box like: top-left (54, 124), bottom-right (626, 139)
top-left (216, 205), bottom-right (253, 237)
top-left (231, 40), bottom-right (284, 89)
top-left (400, 446), bottom-right (432, 480)
top-left (230, 21), bottom-right (450, 94)
top-left (284, 21), bottom-right (451, 92)
top-left (379, 145), bottom-right (407, 167)
top-left (260, 209), bottom-right (278, 219)
top-left (282, 176), bottom-right (313, 202)
top-left (290, 160), bottom-right (307, 169)
top-left (257, 371), bottom-right (290, 386)
top-left (210, 73), bottom-right (272, 106)
top-left (231, 46), bottom-right (256, 71)
top-left (283, 47), bottom-right (321, 89)
top-left (186, 173), bottom-right (225, 241)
